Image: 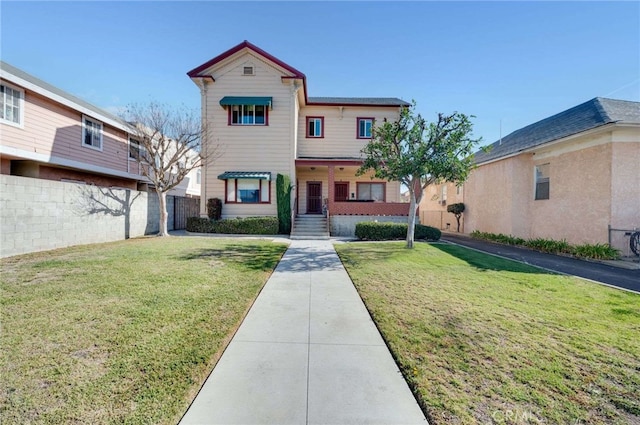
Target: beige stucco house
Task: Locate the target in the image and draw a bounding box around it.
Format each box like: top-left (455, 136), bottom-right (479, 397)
top-left (420, 97), bottom-right (640, 253)
top-left (0, 61), bottom-right (201, 198)
top-left (187, 41), bottom-right (412, 236)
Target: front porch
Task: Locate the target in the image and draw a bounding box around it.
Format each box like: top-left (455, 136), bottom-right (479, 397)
top-left (294, 160), bottom-right (415, 236)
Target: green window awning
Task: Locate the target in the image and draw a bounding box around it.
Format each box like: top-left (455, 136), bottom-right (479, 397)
top-left (219, 96), bottom-right (273, 108)
top-left (218, 171), bottom-right (271, 181)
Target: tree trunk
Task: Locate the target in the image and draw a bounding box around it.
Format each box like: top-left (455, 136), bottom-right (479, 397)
top-left (456, 215), bottom-right (461, 232)
top-left (157, 190), bottom-right (169, 237)
top-left (406, 190), bottom-right (417, 249)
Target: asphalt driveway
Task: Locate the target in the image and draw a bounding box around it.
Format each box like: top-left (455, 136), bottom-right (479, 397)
top-left (441, 233), bottom-right (640, 294)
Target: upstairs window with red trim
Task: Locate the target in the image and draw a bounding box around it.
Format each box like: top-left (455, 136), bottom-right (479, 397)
top-left (306, 117), bottom-right (324, 138)
top-left (357, 117), bottom-right (374, 139)
top-left (230, 105), bottom-right (267, 125)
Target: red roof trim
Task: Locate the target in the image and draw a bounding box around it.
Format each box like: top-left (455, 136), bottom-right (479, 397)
top-left (295, 159), bottom-right (363, 166)
top-left (306, 101), bottom-right (405, 107)
top-left (187, 40), bottom-right (306, 79)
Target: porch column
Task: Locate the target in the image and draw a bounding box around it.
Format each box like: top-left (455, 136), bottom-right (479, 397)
top-left (328, 165), bottom-right (335, 212)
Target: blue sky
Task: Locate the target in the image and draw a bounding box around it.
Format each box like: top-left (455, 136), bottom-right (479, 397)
top-left (2, 1), bottom-right (638, 147)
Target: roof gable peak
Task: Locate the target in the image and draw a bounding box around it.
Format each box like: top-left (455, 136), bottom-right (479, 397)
top-left (187, 40), bottom-right (306, 79)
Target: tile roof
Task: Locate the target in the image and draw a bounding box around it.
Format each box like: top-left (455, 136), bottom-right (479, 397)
top-left (307, 97), bottom-right (410, 106)
top-left (474, 97), bottom-right (640, 164)
top-left (0, 61), bottom-right (130, 131)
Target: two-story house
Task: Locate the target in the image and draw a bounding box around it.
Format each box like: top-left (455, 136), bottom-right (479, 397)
top-left (0, 61), bottom-right (201, 198)
top-left (187, 41), bottom-right (411, 237)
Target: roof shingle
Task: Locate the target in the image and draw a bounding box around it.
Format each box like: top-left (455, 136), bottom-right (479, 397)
top-left (474, 97), bottom-right (640, 164)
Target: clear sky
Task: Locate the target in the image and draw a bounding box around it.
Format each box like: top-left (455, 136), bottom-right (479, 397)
top-left (1, 1), bottom-right (638, 147)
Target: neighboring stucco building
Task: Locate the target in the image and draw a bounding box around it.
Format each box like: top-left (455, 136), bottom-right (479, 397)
top-left (0, 61), bottom-right (200, 197)
top-left (187, 41), bottom-right (411, 236)
top-left (421, 97), bottom-right (640, 250)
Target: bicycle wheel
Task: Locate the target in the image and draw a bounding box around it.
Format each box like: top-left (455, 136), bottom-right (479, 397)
top-left (631, 231), bottom-right (640, 257)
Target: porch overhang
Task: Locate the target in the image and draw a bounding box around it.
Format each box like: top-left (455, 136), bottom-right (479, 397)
top-left (217, 171), bottom-right (271, 180)
top-left (295, 159), bottom-right (363, 167)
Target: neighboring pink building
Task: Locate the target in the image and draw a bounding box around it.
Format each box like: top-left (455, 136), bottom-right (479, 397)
top-left (0, 62), bottom-right (200, 197)
top-left (421, 97), bottom-right (640, 253)
top-left (187, 41), bottom-right (412, 237)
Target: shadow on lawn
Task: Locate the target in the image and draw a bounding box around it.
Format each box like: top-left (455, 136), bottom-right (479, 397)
top-left (430, 242), bottom-right (556, 275)
top-left (336, 242), bottom-right (406, 268)
top-left (180, 244), bottom-right (286, 272)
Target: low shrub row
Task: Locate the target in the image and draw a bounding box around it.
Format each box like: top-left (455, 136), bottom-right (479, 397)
top-left (470, 231), bottom-right (620, 260)
top-left (355, 222), bottom-right (441, 241)
top-left (186, 216), bottom-right (279, 235)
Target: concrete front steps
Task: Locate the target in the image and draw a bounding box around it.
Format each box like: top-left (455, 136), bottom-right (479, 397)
top-left (290, 215), bottom-right (329, 240)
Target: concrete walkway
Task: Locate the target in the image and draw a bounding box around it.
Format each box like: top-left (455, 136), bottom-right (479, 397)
top-left (179, 240), bottom-right (427, 425)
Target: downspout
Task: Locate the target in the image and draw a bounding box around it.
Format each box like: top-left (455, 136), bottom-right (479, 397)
top-left (290, 80), bottom-right (301, 225)
top-left (197, 78), bottom-right (210, 218)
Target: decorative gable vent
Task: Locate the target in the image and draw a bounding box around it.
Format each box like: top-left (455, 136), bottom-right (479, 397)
top-left (243, 66), bottom-right (254, 76)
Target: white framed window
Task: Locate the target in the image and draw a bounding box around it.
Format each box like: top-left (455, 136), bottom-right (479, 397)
top-left (1, 82), bottom-right (24, 128)
top-left (225, 178), bottom-right (270, 203)
top-left (535, 163), bottom-right (550, 200)
top-left (128, 137), bottom-right (144, 160)
top-left (196, 169), bottom-right (201, 184)
top-left (306, 117), bottom-right (324, 138)
top-left (357, 117), bottom-right (374, 139)
top-left (82, 115), bottom-right (103, 151)
top-left (357, 182), bottom-right (385, 201)
top-left (230, 104), bottom-right (267, 125)
top-left (441, 185), bottom-right (448, 204)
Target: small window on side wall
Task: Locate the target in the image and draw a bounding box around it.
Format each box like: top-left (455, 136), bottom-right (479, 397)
top-left (0, 83), bottom-right (24, 127)
top-left (535, 163), bottom-right (550, 200)
top-left (306, 117), bottom-right (324, 138)
top-left (357, 117), bottom-right (374, 139)
top-left (82, 116), bottom-right (103, 150)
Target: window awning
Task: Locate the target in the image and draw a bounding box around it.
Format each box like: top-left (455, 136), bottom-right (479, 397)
top-left (219, 96), bottom-right (273, 108)
top-left (218, 171), bottom-right (272, 181)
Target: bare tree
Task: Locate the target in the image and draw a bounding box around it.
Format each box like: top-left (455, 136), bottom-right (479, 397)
top-left (123, 102), bottom-right (214, 236)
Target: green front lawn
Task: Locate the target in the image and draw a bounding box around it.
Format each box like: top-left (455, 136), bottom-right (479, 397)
top-left (1, 237), bottom-right (287, 424)
top-left (336, 242), bottom-right (640, 424)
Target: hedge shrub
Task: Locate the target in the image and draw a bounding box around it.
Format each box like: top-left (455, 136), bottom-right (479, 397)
top-left (206, 198), bottom-right (223, 221)
top-left (470, 230), bottom-right (620, 260)
top-left (186, 216), bottom-right (279, 235)
top-left (276, 174), bottom-right (292, 234)
top-left (354, 222), bottom-right (441, 241)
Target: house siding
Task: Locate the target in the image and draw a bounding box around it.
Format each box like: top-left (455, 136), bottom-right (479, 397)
top-left (0, 84), bottom-right (133, 176)
top-left (200, 52), bottom-right (296, 218)
top-left (298, 105), bottom-right (400, 159)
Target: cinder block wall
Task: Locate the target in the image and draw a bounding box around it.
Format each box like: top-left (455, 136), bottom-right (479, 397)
top-left (0, 175), bottom-right (168, 258)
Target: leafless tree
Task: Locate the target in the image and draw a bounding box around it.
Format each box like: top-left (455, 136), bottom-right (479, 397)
top-left (123, 102), bottom-right (216, 236)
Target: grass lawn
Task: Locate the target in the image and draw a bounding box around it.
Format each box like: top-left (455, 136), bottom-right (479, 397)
top-left (1, 236), bottom-right (287, 424)
top-left (335, 242), bottom-right (640, 425)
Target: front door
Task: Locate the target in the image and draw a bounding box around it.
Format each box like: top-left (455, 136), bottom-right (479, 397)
top-left (334, 182), bottom-right (349, 202)
top-left (307, 182), bottom-right (322, 214)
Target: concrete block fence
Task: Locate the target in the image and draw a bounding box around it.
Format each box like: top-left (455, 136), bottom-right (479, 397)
top-left (0, 175), bottom-right (175, 258)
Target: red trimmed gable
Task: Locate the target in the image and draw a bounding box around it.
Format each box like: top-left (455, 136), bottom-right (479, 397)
top-left (187, 40), bottom-right (306, 79)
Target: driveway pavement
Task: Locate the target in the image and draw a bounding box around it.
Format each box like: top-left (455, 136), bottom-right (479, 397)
top-left (442, 233), bottom-right (640, 294)
top-left (179, 240), bottom-right (427, 425)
